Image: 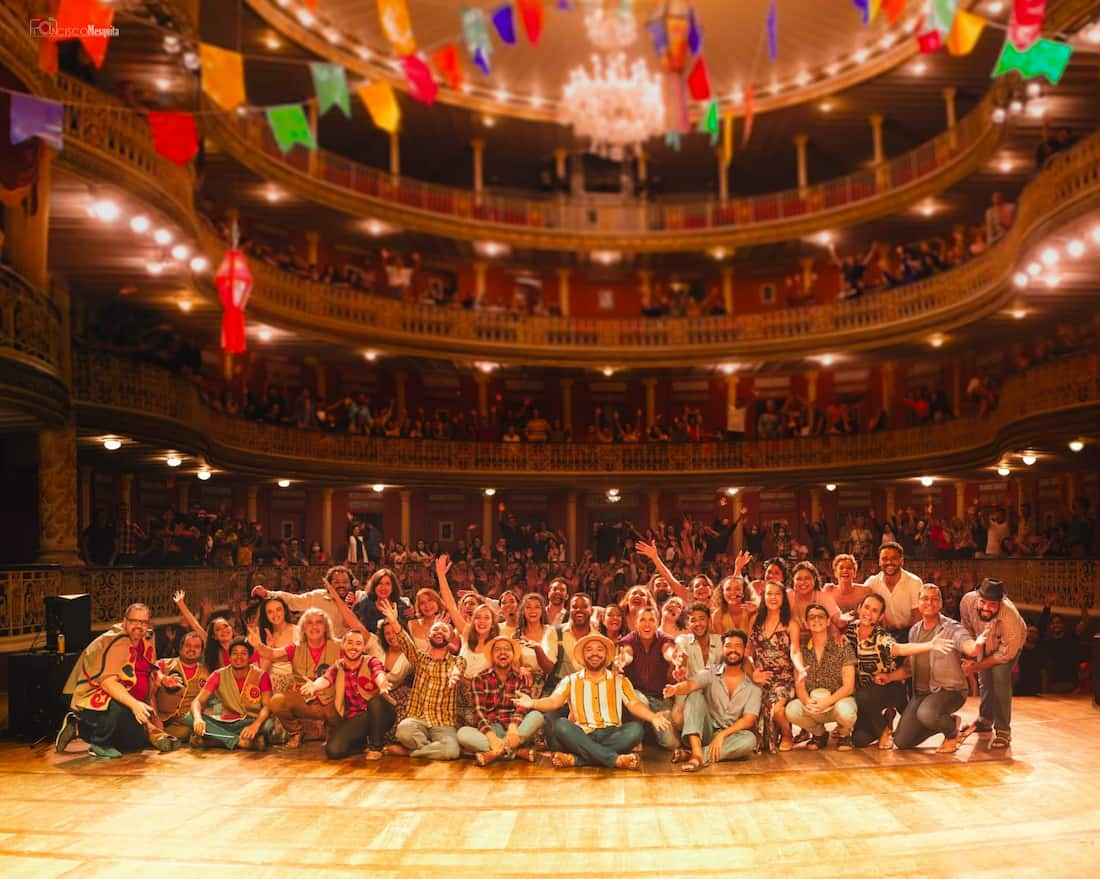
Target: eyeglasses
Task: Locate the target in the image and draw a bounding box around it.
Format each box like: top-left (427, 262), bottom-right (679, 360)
top-left (125, 617), bottom-right (151, 627)
top-left (805, 613), bottom-right (829, 621)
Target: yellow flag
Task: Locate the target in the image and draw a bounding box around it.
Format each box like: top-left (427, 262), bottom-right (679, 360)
top-left (200, 43), bottom-right (246, 110)
top-left (377, 0), bottom-right (416, 55)
top-left (869, 0), bottom-right (882, 23)
top-left (357, 81), bottom-right (401, 134)
top-left (946, 10), bottom-right (986, 56)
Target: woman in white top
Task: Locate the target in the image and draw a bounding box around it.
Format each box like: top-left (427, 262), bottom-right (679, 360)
top-left (823, 553), bottom-right (870, 622)
top-left (377, 617), bottom-right (414, 745)
top-left (515, 592), bottom-right (558, 695)
top-left (256, 596), bottom-right (297, 695)
top-left (498, 589), bottom-right (520, 637)
top-left (408, 587), bottom-right (447, 652)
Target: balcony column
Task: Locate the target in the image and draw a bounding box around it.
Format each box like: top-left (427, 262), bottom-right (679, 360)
top-left (474, 372), bottom-right (490, 417)
top-left (556, 267), bottom-right (571, 317)
top-left (1063, 473), bottom-right (1077, 510)
top-left (810, 488), bottom-right (821, 524)
top-left (553, 148), bottom-right (568, 183)
top-left (307, 101), bottom-right (320, 176)
top-left (794, 134), bottom-right (809, 192)
top-left (120, 473), bottom-right (134, 516)
top-left (870, 113), bottom-right (888, 191)
top-left (885, 486), bottom-right (896, 520)
top-left (178, 479), bottom-right (190, 514)
top-left (800, 256), bottom-right (816, 299)
top-left (247, 485), bottom-right (258, 522)
top-left (647, 490), bottom-right (660, 532)
top-left (560, 378), bottom-right (573, 432)
top-left (37, 423), bottom-right (81, 565)
top-left (2, 144), bottom-right (51, 291)
top-left (720, 266), bottom-right (734, 316)
top-left (305, 231), bottom-right (320, 267)
top-left (473, 260), bottom-right (488, 306)
top-left (955, 481), bottom-right (966, 519)
top-left (637, 150), bottom-right (648, 187)
top-left (880, 362), bottom-right (895, 419)
top-left (566, 490), bottom-right (577, 563)
top-left (322, 487), bottom-right (334, 560)
top-left (806, 370), bottom-right (818, 407)
top-left (482, 493), bottom-right (494, 546)
top-left (716, 147), bottom-right (729, 203)
top-left (79, 466), bottom-right (93, 530)
top-left (395, 370), bottom-right (407, 416)
top-left (471, 138), bottom-right (485, 201)
top-left (642, 378), bottom-right (657, 428)
top-left (399, 489), bottom-right (412, 546)
top-left (943, 87), bottom-right (958, 150)
top-left (638, 269), bottom-right (653, 308)
top-left (389, 131), bottom-right (400, 177)
top-left (951, 361), bottom-right (962, 418)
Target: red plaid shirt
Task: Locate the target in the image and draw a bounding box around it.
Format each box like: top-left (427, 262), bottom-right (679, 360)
top-left (471, 665), bottom-right (529, 733)
top-left (323, 656), bottom-right (384, 719)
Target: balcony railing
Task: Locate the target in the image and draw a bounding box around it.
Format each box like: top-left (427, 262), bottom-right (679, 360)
top-left (0, 266), bottom-right (62, 374)
top-left (196, 129), bottom-right (1100, 365)
top-left (72, 347), bottom-right (1100, 484)
top-left (206, 86), bottom-right (1004, 251)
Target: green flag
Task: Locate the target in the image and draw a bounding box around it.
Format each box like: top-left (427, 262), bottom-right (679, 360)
top-left (266, 104), bottom-right (317, 154)
top-left (310, 63), bottom-right (351, 117)
top-left (696, 100), bottom-right (720, 146)
top-left (992, 38), bottom-right (1073, 84)
top-left (928, 0), bottom-right (959, 35)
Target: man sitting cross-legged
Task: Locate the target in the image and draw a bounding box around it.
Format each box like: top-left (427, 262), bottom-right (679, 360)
top-left (190, 638), bottom-right (274, 750)
top-left (457, 635), bottom-right (544, 765)
top-left (515, 633), bottom-right (671, 771)
top-left (662, 629), bottom-right (761, 772)
top-left (153, 630), bottom-right (209, 744)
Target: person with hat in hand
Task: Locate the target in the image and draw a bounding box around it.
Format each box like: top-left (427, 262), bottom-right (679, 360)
top-left (958, 577), bottom-right (1027, 749)
top-left (457, 635), bottom-right (544, 765)
top-left (515, 632), bottom-right (672, 770)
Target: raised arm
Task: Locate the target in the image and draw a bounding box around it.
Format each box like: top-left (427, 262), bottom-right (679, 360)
top-left (321, 577), bottom-right (368, 636)
top-left (636, 540), bottom-right (690, 601)
top-left (173, 590), bottom-right (206, 639)
top-left (433, 554), bottom-right (467, 636)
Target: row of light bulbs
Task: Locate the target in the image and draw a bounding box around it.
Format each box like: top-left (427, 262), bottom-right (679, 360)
top-left (85, 196), bottom-right (209, 277)
top-left (1013, 225), bottom-right (1100, 291)
top-left (991, 82), bottom-right (1050, 125)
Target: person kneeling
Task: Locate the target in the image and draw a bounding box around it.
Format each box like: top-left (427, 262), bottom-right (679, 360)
top-left (190, 639), bottom-right (274, 750)
top-left (458, 636), bottom-right (544, 765)
top-left (663, 629), bottom-right (760, 772)
top-left (515, 633), bottom-right (670, 771)
top-left (301, 629), bottom-right (394, 761)
top-left (786, 604), bottom-right (857, 750)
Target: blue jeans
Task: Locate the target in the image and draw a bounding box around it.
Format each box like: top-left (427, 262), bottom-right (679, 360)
top-left (552, 717), bottom-right (643, 767)
top-left (395, 718), bottom-right (460, 760)
top-left (681, 690), bottom-right (755, 763)
top-left (197, 714), bottom-right (274, 750)
top-left (457, 712), bottom-right (544, 757)
top-left (636, 693), bottom-right (680, 750)
top-left (978, 656), bottom-right (1018, 735)
top-left (894, 689), bottom-right (966, 748)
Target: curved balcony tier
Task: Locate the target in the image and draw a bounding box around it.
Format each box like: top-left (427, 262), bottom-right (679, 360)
top-left (198, 131), bottom-right (1100, 367)
top-left (204, 87), bottom-right (1004, 253)
top-left (73, 347), bottom-right (1100, 488)
top-left (0, 268), bottom-right (69, 427)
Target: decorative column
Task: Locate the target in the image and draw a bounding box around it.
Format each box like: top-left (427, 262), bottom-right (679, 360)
top-left (2, 144), bottom-right (51, 291)
top-left (643, 378), bottom-right (657, 428)
top-left (880, 362), bottom-right (895, 418)
top-left (305, 231), bottom-right (320, 267)
top-left (37, 424), bottom-right (81, 564)
top-left (471, 138), bottom-right (485, 199)
top-left (322, 487), bottom-right (333, 559)
top-left (556, 267), bottom-right (571, 317)
top-left (885, 486), bottom-right (897, 519)
top-left (810, 488), bottom-right (821, 524)
top-left (395, 370), bottom-right (407, 415)
top-left (637, 151), bottom-right (648, 188)
top-left (178, 479), bottom-right (190, 514)
top-left (475, 372), bottom-right (490, 417)
top-left (79, 466), bottom-right (93, 530)
top-left (943, 87), bottom-right (958, 150)
top-left (794, 134), bottom-right (809, 191)
top-left (473, 260), bottom-right (488, 306)
top-left (647, 490), bottom-right (660, 531)
top-left (869, 113), bottom-right (888, 190)
top-left (955, 481), bottom-right (966, 518)
top-left (566, 490), bottom-right (577, 563)
top-left (720, 266), bottom-right (734, 315)
top-left (725, 374), bottom-right (738, 418)
top-left (482, 493), bottom-right (494, 545)
top-left (716, 148), bottom-right (729, 203)
top-left (800, 256), bottom-right (816, 299)
top-left (247, 484), bottom-right (258, 522)
top-left (400, 489), bottom-right (412, 546)
top-left (806, 370), bottom-right (818, 407)
top-left (389, 130), bottom-right (400, 177)
top-left (560, 378), bottom-right (573, 432)
top-left (553, 148), bottom-right (569, 185)
top-left (638, 269), bottom-right (653, 309)
top-left (951, 361), bottom-right (962, 418)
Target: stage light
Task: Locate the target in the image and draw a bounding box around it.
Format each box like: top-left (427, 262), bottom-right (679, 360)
top-left (372, 483), bottom-right (385, 493)
top-left (153, 228), bottom-right (173, 246)
top-left (997, 467), bottom-right (1010, 477)
top-left (919, 476), bottom-right (934, 487)
top-left (277, 478), bottom-right (291, 488)
top-left (166, 454), bottom-right (182, 467)
top-left (197, 469), bottom-right (212, 481)
top-left (103, 438), bottom-right (122, 451)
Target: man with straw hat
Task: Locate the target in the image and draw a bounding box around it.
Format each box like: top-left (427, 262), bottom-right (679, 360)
top-left (516, 632), bottom-right (671, 770)
top-left (457, 635), bottom-right (544, 765)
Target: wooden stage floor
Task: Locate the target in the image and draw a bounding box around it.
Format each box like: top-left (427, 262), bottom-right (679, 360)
top-left (0, 695), bottom-right (1097, 879)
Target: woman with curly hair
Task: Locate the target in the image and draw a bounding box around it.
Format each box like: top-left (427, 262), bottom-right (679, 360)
top-left (747, 581), bottom-right (799, 752)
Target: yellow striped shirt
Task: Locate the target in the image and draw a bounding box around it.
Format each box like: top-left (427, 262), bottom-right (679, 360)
top-left (553, 669), bottom-right (638, 733)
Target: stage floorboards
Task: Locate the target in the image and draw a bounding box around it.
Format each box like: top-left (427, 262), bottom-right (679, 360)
top-left (0, 695), bottom-right (1097, 878)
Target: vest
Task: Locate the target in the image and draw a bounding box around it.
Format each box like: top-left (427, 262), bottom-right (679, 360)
top-left (155, 658), bottom-right (209, 722)
top-left (68, 626), bottom-right (156, 712)
top-left (291, 639), bottom-right (341, 705)
top-left (332, 658), bottom-right (381, 717)
top-left (214, 665), bottom-right (265, 719)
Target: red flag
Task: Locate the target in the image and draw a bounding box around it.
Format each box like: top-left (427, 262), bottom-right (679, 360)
top-left (687, 56), bottom-right (711, 101)
top-left (430, 43), bottom-right (463, 90)
top-left (1009, 0), bottom-right (1046, 51)
top-left (917, 29), bottom-right (943, 53)
top-left (37, 36), bottom-right (58, 74)
top-left (52, 0), bottom-right (116, 68)
top-left (147, 112), bottom-right (198, 166)
top-left (741, 85), bottom-right (754, 146)
top-left (402, 54), bottom-right (438, 105)
top-left (516, 0), bottom-right (545, 46)
top-left (303, 0), bottom-right (317, 8)
top-left (882, 0), bottom-right (907, 24)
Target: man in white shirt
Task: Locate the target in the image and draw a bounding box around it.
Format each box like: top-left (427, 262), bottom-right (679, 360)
top-left (252, 565), bottom-right (363, 638)
top-left (863, 541), bottom-right (921, 642)
top-left (725, 397), bottom-right (747, 441)
top-left (983, 508), bottom-right (1011, 558)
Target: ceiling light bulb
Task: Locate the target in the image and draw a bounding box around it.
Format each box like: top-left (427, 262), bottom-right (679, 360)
top-left (258, 327), bottom-right (274, 342)
top-left (103, 438), bottom-right (122, 451)
top-left (1040, 247), bottom-right (1060, 266)
top-left (264, 188), bottom-right (281, 203)
top-left (146, 261), bottom-right (165, 275)
top-left (997, 466), bottom-right (1011, 477)
top-left (1026, 101), bottom-right (1046, 119)
top-left (819, 354), bottom-right (834, 366)
top-left (166, 454), bottom-right (182, 467)
top-left (912, 60), bottom-right (928, 76)
top-left (601, 367), bottom-right (615, 377)
top-left (1092, 226), bottom-right (1100, 245)
top-left (1069, 440), bottom-right (1084, 452)
top-left (1043, 275), bottom-right (1060, 288)
top-left (364, 350), bottom-right (378, 361)
top-left (930, 335), bottom-right (944, 348)
top-left (825, 483), bottom-right (837, 492)
top-left (129, 215), bottom-right (151, 234)
top-left (1011, 308), bottom-right (1027, 319)
top-left (372, 483), bottom-right (385, 493)
top-left (197, 469), bottom-right (212, 481)
top-left (182, 51), bottom-right (200, 71)
top-left (853, 48), bottom-right (870, 63)
top-left (824, 63), bottom-right (840, 76)
top-left (163, 34), bottom-right (180, 53)
top-left (991, 107), bottom-right (1006, 124)
top-left (94, 200), bottom-right (120, 222)
top-left (986, 1), bottom-right (1005, 14)
top-left (277, 478), bottom-right (291, 488)
top-left (1009, 99), bottom-right (1023, 114)
top-left (725, 487), bottom-right (739, 496)
top-left (1021, 454), bottom-right (1037, 466)
top-left (920, 203), bottom-right (935, 216)
top-left (189, 256), bottom-right (209, 272)
top-left (919, 476), bottom-right (934, 487)
top-left (153, 228), bottom-right (173, 246)
top-left (1013, 272), bottom-right (1029, 288)
top-left (177, 299), bottom-right (193, 313)
top-left (607, 488), bottom-right (620, 497)
top-left (1026, 82), bottom-right (1041, 98)
top-left (323, 28), bottom-right (341, 45)
top-left (1086, 25), bottom-right (1100, 45)
top-left (296, 9), bottom-right (315, 26)
top-left (170, 244), bottom-right (190, 261)
top-left (999, 159), bottom-right (1013, 173)
top-left (1066, 239), bottom-right (1085, 258)
top-left (1026, 261), bottom-right (1042, 277)
top-left (719, 363), bottom-right (738, 375)
top-left (154, 78), bottom-right (171, 92)
top-left (484, 488), bottom-right (496, 497)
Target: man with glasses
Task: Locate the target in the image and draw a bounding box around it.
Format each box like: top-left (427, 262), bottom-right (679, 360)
top-left (57, 603), bottom-right (182, 758)
top-left (786, 604), bottom-right (858, 750)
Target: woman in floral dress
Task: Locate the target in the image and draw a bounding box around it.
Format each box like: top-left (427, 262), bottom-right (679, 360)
top-left (747, 581), bottom-right (800, 753)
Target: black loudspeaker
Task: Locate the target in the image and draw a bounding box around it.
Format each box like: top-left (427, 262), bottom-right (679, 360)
top-left (44, 593), bottom-right (91, 654)
top-left (6, 651), bottom-right (79, 741)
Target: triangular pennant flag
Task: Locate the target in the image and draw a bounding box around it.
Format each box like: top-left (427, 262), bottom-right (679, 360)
top-left (870, 0), bottom-right (883, 22)
top-left (687, 55), bottom-right (712, 100)
top-left (767, 0), bottom-right (778, 62)
top-left (853, 0), bottom-right (870, 25)
top-left (556, 0), bottom-right (572, 9)
top-left (377, 0), bottom-right (417, 55)
top-left (1009, 0), bottom-right (1046, 52)
top-left (491, 3), bottom-right (517, 45)
top-left (516, 0), bottom-right (545, 46)
top-left (462, 8), bottom-right (493, 70)
top-left (474, 46), bottom-right (491, 75)
top-left (917, 29), bottom-right (943, 53)
top-left (431, 44), bottom-right (464, 90)
top-left (52, 0), bottom-right (116, 69)
top-left (687, 8), bottom-right (702, 55)
top-left (310, 63), bottom-right (351, 117)
top-left (402, 55), bottom-right (438, 105)
top-left (9, 94), bottom-right (64, 151)
top-left (946, 10), bottom-right (986, 56)
top-left (742, 85), bottom-right (755, 146)
top-left (357, 81), bottom-right (401, 133)
top-left (147, 111), bottom-right (198, 165)
top-left (37, 36), bottom-right (58, 75)
top-left (647, 18), bottom-right (669, 53)
top-left (883, 0), bottom-right (907, 24)
top-left (265, 104), bottom-right (317, 154)
top-left (700, 100), bottom-right (720, 145)
top-left (928, 0), bottom-right (960, 36)
top-left (200, 43), bottom-right (246, 111)
top-left (992, 36), bottom-right (1071, 83)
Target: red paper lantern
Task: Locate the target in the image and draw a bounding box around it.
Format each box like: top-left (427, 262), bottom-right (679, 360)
top-left (215, 249), bottom-right (252, 354)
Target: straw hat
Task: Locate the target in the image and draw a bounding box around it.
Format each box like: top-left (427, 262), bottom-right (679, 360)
top-left (572, 633), bottom-right (617, 668)
top-left (481, 635), bottom-right (520, 662)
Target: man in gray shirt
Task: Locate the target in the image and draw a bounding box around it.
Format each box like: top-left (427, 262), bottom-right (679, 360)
top-left (663, 629), bottom-right (761, 772)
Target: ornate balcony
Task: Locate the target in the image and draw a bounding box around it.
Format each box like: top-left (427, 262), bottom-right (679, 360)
top-left (205, 87), bottom-right (1004, 253)
top-left (197, 130), bottom-right (1100, 366)
top-left (73, 347), bottom-right (1100, 487)
top-left (0, 267), bottom-right (69, 427)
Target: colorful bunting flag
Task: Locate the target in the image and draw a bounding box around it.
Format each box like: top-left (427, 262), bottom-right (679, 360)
top-left (9, 94), bottom-right (64, 151)
top-left (883, 0), bottom-right (907, 24)
top-left (869, 0), bottom-right (883, 22)
top-left (517, 0), bottom-right (545, 46)
top-left (917, 29), bottom-right (943, 53)
top-left (491, 3), bottom-right (517, 45)
top-left (946, 10), bottom-right (986, 56)
top-left (462, 8), bottom-right (493, 72)
top-left (431, 44), bottom-right (464, 90)
top-left (767, 0), bottom-right (778, 62)
top-left (687, 9), bottom-right (702, 56)
top-left (52, 0), bottom-right (117, 68)
top-left (742, 85), bottom-right (754, 147)
top-left (147, 111), bottom-right (198, 165)
top-left (928, 0), bottom-right (960, 36)
top-left (647, 18), bottom-right (669, 53)
top-left (474, 46), bottom-right (491, 75)
top-left (665, 14), bottom-right (690, 71)
top-left (377, 0), bottom-right (417, 56)
top-left (992, 36), bottom-right (1071, 83)
top-left (700, 100), bottom-right (720, 145)
top-left (402, 55), bottom-right (438, 105)
top-left (309, 63), bottom-right (351, 117)
top-left (853, 0), bottom-right (870, 25)
top-left (687, 56), bottom-right (712, 101)
top-left (37, 37), bottom-right (58, 75)
top-left (266, 104), bottom-right (317, 154)
top-left (1009, 0), bottom-right (1046, 52)
top-left (358, 81), bottom-right (402, 134)
top-left (200, 43), bottom-right (246, 111)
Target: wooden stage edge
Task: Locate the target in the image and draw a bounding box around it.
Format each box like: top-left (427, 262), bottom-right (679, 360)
top-left (0, 695), bottom-right (1098, 879)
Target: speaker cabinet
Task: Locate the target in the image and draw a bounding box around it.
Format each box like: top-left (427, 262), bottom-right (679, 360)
top-left (44, 593), bottom-right (91, 654)
top-left (6, 651), bottom-right (79, 741)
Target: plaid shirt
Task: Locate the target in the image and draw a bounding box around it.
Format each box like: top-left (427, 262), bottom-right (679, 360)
top-left (471, 665), bottom-right (529, 733)
top-left (324, 656), bottom-right (384, 719)
top-left (397, 627), bottom-right (465, 728)
top-left (115, 520), bottom-right (146, 556)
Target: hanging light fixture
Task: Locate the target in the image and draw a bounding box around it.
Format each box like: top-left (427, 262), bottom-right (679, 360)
top-left (561, 53), bottom-right (664, 160)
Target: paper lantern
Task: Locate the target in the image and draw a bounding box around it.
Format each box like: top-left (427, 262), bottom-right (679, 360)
top-left (215, 249), bottom-right (252, 354)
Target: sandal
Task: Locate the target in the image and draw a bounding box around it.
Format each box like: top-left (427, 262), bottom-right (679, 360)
top-left (990, 732), bottom-right (1011, 750)
top-left (670, 748), bottom-right (692, 764)
top-left (550, 752), bottom-right (576, 768)
top-left (680, 756), bottom-right (705, 773)
top-left (778, 737), bottom-right (794, 752)
top-left (364, 749), bottom-right (383, 761)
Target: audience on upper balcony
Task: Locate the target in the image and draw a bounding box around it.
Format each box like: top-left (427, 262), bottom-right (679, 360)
top-left (1034, 124), bottom-right (1078, 169)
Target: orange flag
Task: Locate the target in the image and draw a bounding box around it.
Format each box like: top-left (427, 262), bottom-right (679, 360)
top-left (946, 10), bottom-right (986, 56)
top-left (52, 0), bottom-right (116, 68)
top-left (431, 44), bottom-right (463, 90)
top-left (357, 81), bottom-right (401, 134)
top-left (882, 0), bottom-right (907, 25)
top-left (200, 43), bottom-right (246, 110)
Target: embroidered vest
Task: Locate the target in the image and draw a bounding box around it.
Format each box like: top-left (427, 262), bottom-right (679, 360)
top-left (155, 658), bottom-right (209, 722)
top-left (291, 639), bottom-right (341, 704)
top-left (214, 665), bottom-right (265, 719)
top-left (69, 627), bottom-right (155, 712)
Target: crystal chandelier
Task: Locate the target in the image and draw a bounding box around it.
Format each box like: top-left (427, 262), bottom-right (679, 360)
top-left (584, 5), bottom-right (638, 50)
top-left (561, 53), bottom-right (664, 160)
